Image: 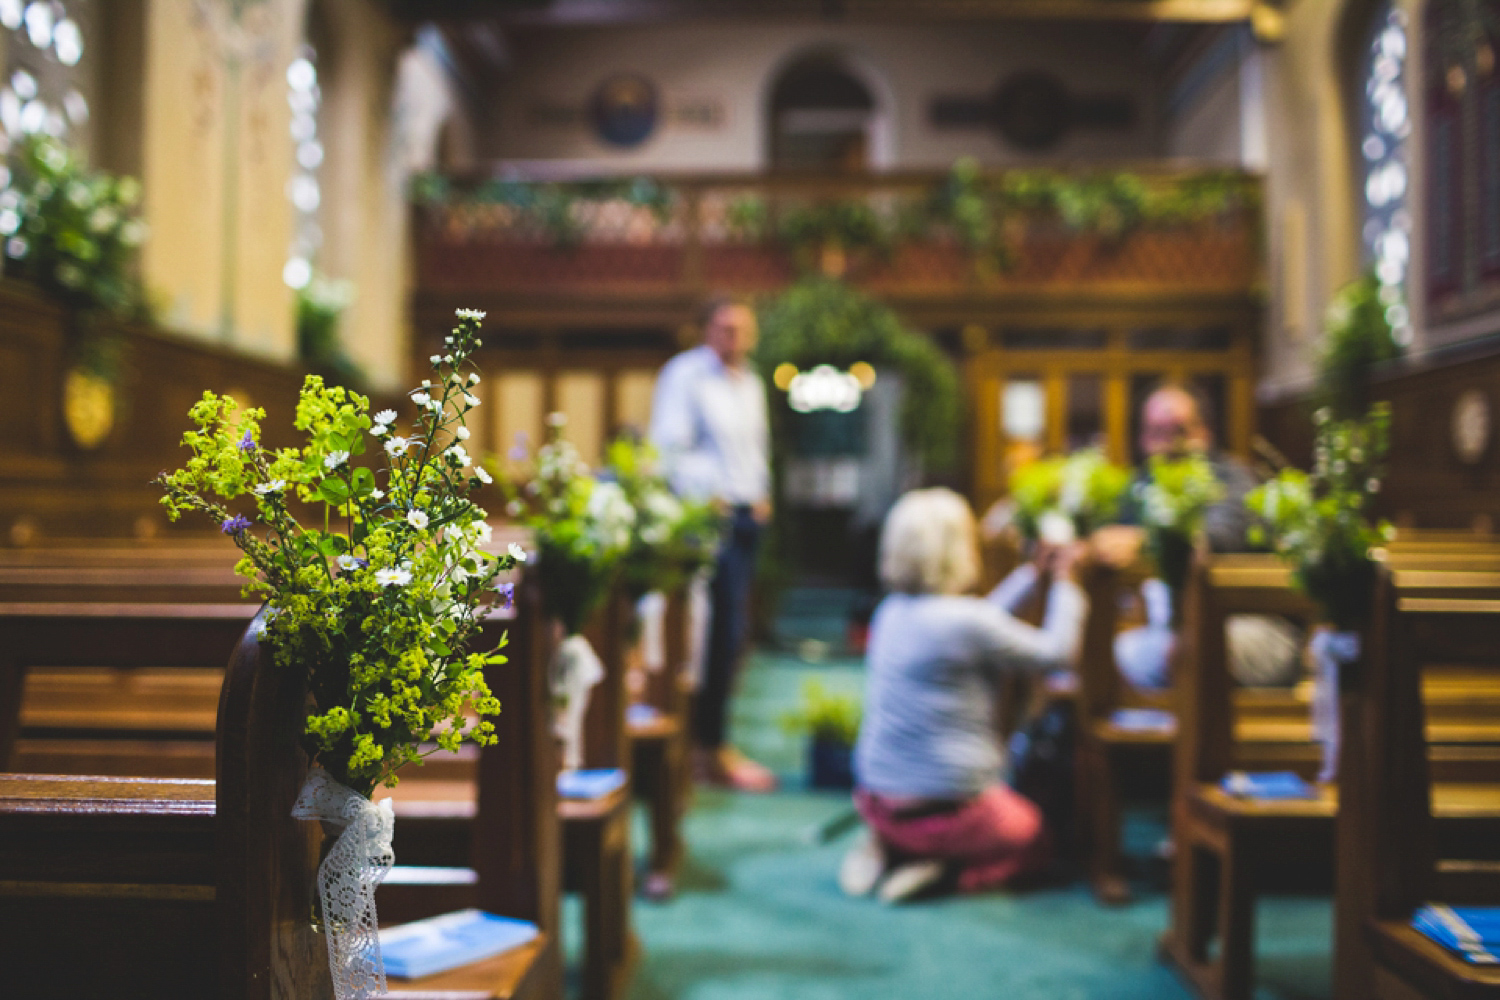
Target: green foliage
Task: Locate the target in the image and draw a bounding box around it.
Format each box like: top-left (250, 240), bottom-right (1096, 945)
top-left (780, 679), bottom-right (861, 747)
top-left (1009, 448), bottom-right (1131, 542)
top-left (499, 416), bottom-right (636, 634)
top-left (1135, 453), bottom-right (1225, 594)
top-left (411, 172), bottom-right (674, 247)
top-left (1246, 404), bottom-right (1393, 630)
top-left (296, 274), bottom-right (363, 390)
top-left (155, 310), bottom-right (517, 796)
top-left (2, 134), bottom-right (147, 317)
top-left (776, 200), bottom-right (892, 263)
top-left (755, 277), bottom-right (962, 471)
top-left (1317, 272), bottom-right (1401, 420)
top-left (603, 436), bottom-right (722, 599)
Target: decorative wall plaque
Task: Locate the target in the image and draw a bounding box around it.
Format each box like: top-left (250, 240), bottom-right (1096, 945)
top-left (62, 366), bottom-right (115, 450)
top-left (590, 73), bottom-right (658, 148)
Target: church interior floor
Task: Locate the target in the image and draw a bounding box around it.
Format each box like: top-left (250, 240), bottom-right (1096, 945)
top-left (598, 650), bottom-right (1334, 1000)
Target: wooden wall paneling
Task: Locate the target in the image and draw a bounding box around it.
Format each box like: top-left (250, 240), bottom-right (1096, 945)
top-left (556, 372), bottom-right (606, 468)
top-left (615, 370), bottom-right (658, 439)
top-left (494, 371), bottom-right (546, 465)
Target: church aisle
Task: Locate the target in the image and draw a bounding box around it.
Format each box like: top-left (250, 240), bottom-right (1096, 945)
top-left (622, 652), bottom-right (1334, 1000)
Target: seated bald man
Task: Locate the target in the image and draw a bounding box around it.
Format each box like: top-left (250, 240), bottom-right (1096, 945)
top-left (1093, 385), bottom-right (1302, 689)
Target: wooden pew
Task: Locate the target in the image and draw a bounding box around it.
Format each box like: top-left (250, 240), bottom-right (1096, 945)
top-left (382, 579), bottom-right (639, 1000)
top-left (0, 598), bottom-right (563, 999)
top-left (0, 608), bottom-right (332, 999)
top-left (1162, 555), bottom-right (1500, 1000)
top-left (628, 587), bottom-right (693, 899)
top-left (1333, 570), bottom-right (1500, 1000)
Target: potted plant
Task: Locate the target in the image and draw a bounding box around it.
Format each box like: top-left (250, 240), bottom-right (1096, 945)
top-left (1245, 403), bottom-right (1392, 781)
top-left (781, 679), bottom-right (862, 790)
top-left (156, 309), bottom-right (519, 999)
top-left (499, 416), bottom-right (636, 772)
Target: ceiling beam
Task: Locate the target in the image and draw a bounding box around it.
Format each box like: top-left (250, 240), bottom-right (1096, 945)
top-left (388, 0), bottom-right (1256, 27)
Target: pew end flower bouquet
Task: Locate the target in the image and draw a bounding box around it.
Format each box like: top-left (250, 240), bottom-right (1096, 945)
top-left (155, 309), bottom-right (517, 797)
top-left (1009, 447), bottom-right (1131, 544)
top-left (1135, 452), bottom-right (1225, 599)
top-left (1245, 403), bottom-right (1393, 631)
top-left (604, 435), bottom-right (721, 601)
top-left (499, 416), bottom-right (635, 771)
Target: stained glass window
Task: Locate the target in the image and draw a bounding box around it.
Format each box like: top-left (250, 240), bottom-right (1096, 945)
top-left (1361, 3), bottom-right (1413, 346)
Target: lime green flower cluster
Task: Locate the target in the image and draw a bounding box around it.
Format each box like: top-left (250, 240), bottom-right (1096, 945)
top-left (1246, 403), bottom-right (1393, 630)
top-left (604, 435), bottom-right (721, 599)
top-left (499, 416), bottom-right (636, 635)
top-left (1008, 447), bottom-right (1131, 542)
top-left (1136, 452), bottom-right (1225, 595)
top-left (779, 679), bottom-right (862, 747)
top-left (3, 134), bottom-right (147, 317)
top-left (156, 310), bottom-right (518, 796)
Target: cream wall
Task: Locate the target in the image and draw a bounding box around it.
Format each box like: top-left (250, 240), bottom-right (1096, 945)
top-left (315, 0), bottom-right (410, 392)
top-left (1254, 0), bottom-right (1370, 399)
top-left (136, 0), bottom-right (411, 388)
top-left (141, 0), bottom-right (307, 360)
top-left (484, 22), bottom-right (1166, 171)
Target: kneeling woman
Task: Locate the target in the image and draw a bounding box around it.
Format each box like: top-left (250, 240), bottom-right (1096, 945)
top-left (845, 487), bottom-right (1086, 903)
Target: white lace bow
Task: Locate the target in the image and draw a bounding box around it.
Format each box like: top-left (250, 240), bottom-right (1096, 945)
top-left (1310, 629), bottom-right (1361, 783)
top-left (638, 591), bottom-right (667, 673)
top-left (552, 633), bottom-right (606, 772)
top-left (292, 767), bottom-right (396, 1000)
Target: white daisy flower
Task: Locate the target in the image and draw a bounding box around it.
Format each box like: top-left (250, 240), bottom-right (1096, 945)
top-left (411, 391), bottom-right (430, 407)
top-left (468, 373), bottom-right (481, 385)
top-left (373, 409), bottom-right (397, 425)
top-left (370, 488), bottom-right (385, 500)
top-left (336, 554), bottom-right (361, 572)
top-left (429, 399), bottom-right (445, 413)
top-left (253, 479), bottom-right (286, 496)
top-left (464, 393), bottom-right (480, 408)
top-left (508, 542), bottom-right (529, 563)
top-left (447, 444), bottom-right (471, 467)
top-left (371, 423), bottom-right (391, 437)
top-left (472, 521), bottom-right (493, 544)
top-left (456, 308), bottom-right (486, 320)
top-left (323, 450), bottom-right (350, 470)
top-left (430, 355), bottom-right (442, 364)
top-left (456, 426), bottom-right (471, 441)
top-left (407, 509), bottom-right (430, 530)
top-left (546, 412), bottom-right (567, 428)
top-left (385, 436), bottom-right (410, 456)
top-left (375, 567), bottom-right (412, 588)
top-left (474, 466), bottom-right (493, 485)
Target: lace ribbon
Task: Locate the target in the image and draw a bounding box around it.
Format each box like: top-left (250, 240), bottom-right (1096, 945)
top-left (552, 633), bottom-right (606, 772)
top-left (292, 767), bottom-right (396, 1000)
top-left (1310, 629), bottom-right (1361, 783)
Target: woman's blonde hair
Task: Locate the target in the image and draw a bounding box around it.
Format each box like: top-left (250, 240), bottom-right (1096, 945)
top-left (879, 487), bottom-right (980, 595)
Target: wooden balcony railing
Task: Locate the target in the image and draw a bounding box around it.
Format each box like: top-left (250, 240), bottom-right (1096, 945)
top-left (411, 168), bottom-right (1264, 312)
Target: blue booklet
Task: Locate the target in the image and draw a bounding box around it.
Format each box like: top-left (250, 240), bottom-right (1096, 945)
top-left (1220, 771), bottom-right (1317, 799)
top-left (557, 767), bottom-right (627, 800)
top-left (1413, 905), bottom-right (1500, 964)
top-left (1110, 708), bottom-right (1175, 732)
top-left (379, 909), bottom-right (539, 980)
top-left (627, 703), bottom-right (663, 726)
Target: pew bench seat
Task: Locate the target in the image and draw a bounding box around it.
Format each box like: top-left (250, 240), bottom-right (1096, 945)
top-left (384, 935), bottom-right (559, 1000)
top-left (1368, 922), bottom-right (1500, 1000)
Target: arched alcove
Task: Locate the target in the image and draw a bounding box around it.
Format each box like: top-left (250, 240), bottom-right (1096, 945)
top-left (766, 49), bottom-right (892, 172)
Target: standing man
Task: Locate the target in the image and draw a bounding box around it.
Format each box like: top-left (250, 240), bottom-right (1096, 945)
top-left (650, 294), bottom-right (777, 793)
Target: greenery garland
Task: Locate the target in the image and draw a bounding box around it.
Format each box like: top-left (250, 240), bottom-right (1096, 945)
top-left (755, 277), bottom-right (962, 471)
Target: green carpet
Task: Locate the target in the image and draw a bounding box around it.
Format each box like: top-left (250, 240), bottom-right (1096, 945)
top-left (619, 651), bottom-right (1333, 1000)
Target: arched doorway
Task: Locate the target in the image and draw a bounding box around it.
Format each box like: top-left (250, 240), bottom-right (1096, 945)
top-left (767, 51), bottom-right (887, 172)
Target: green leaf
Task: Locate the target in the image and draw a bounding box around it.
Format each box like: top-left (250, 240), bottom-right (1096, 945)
top-left (318, 477), bottom-right (350, 504)
top-left (351, 467), bottom-right (376, 497)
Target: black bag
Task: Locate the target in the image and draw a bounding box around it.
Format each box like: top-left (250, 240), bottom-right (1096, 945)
top-left (1007, 698), bottom-right (1076, 850)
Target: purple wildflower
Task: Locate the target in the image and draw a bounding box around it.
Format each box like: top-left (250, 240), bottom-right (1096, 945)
top-left (508, 431), bottom-right (529, 461)
top-left (238, 429), bottom-right (255, 452)
top-left (221, 514), bottom-right (252, 536)
top-left (496, 581), bottom-right (515, 610)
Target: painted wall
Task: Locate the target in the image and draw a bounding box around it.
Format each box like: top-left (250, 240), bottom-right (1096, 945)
top-left (481, 22), bottom-right (1167, 171)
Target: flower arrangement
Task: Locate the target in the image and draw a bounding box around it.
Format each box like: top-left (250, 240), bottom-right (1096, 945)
top-left (779, 679), bottom-right (862, 747)
top-left (2, 134), bottom-right (147, 317)
top-left (1318, 272), bottom-right (1401, 420)
top-left (603, 435), bottom-right (721, 600)
top-left (1246, 403), bottom-right (1393, 630)
top-left (155, 309), bottom-right (516, 796)
top-left (1009, 448), bottom-right (1131, 543)
top-left (500, 416), bottom-right (636, 634)
top-left (1134, 452), bottom-right (1225, 596)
